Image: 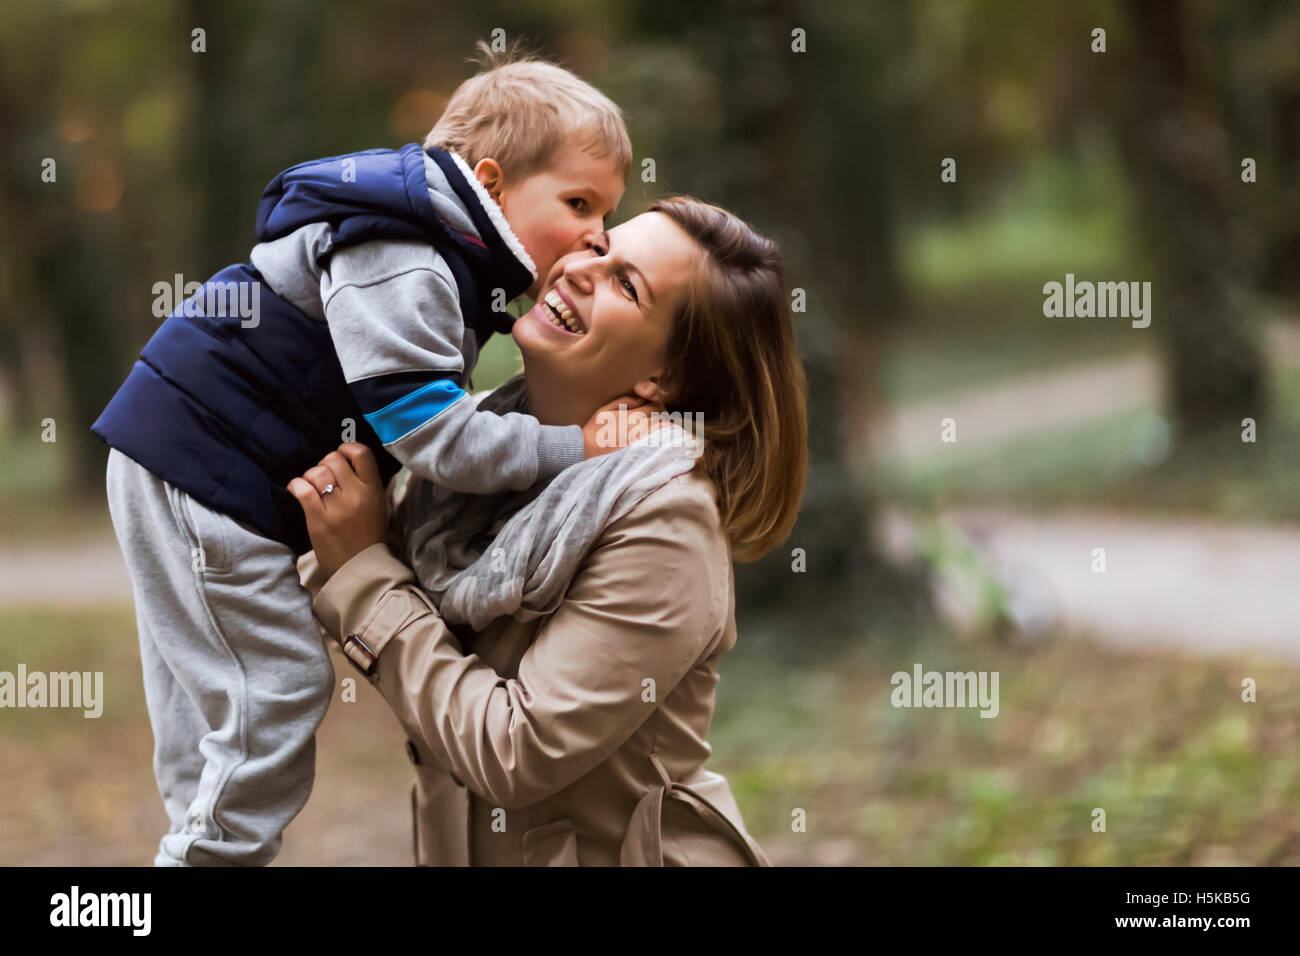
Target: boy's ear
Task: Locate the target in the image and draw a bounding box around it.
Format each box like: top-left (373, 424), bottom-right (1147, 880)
top-left (473, 158), bottom-right (506, 204)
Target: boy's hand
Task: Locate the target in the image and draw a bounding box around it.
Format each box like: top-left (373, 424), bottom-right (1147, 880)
top-left (582, 395), bottom-right (666, 459)
top-left (288, 443), bottom-right (389, 579)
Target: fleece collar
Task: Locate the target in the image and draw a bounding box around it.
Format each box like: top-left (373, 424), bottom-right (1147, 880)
top-left (423, 147), bottom-right (537, 309)
top-left (444, 150), bottom-right (537, 284)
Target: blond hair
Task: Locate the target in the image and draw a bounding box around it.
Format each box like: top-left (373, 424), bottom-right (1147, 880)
top-left (425, 41), bottom-right (632, 182)
top-left (648, 196), bottom-right (809, 562)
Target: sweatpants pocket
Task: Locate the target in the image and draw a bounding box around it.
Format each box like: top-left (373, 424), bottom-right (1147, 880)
top-left (178, 492), bottom-right (233, 573)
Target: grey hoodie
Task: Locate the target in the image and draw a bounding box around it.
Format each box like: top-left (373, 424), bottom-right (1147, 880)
top-left (248, 151), bottom-right (583, 492)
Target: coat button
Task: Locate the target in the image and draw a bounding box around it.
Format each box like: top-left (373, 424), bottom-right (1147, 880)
top-left (405, 740), bottom-right (420, 765)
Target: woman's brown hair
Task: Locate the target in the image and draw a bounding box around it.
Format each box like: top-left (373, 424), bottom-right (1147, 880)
top-left (648, 196), bottom-right (808, 562)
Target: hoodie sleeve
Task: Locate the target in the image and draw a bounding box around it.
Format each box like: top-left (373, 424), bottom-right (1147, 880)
top-left (318, 237), bottom-right (584, 491)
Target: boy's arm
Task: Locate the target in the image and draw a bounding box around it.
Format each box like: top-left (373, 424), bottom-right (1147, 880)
top-left (320, 239), bottom-right (584, 492)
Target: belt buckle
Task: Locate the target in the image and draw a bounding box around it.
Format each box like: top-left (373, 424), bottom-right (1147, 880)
top-left (342, 632), bottom-right (378, 677)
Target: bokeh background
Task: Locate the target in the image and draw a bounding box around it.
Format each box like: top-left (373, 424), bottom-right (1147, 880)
top-left (2, 0), bottom-right (1299, 865)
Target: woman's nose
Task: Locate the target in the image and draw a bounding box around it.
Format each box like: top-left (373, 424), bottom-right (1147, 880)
top-left (562, 238), bottom-right (604, 287)
top-left (562, 256), bottom-right (596, 292)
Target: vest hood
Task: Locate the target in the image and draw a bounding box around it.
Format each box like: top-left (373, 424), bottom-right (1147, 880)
top-left (92, 143), bottom-right (538, 553)
top-left (256, 143), bottom-right (536, 311)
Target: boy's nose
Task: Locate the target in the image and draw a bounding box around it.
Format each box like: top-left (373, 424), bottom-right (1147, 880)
top-left (577, 228), bottom-right (606, 254)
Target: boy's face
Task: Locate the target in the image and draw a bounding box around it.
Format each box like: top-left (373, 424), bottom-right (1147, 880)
top-left (476, 148), bottom-right (625, 300)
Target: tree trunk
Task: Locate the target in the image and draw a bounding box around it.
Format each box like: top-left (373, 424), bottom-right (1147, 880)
top-left (637, 0), bottom-right (932, 632)
top-left (1119, 0), bottom-right (1267, 441)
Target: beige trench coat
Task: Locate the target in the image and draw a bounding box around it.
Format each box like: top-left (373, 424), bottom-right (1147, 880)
top-left (303, 470), bottom-right (771, 866)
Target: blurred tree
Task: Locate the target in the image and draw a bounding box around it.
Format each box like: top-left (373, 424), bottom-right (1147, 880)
top-left (184, 0), bottom-right (326, 264)
top-left (0, 6), bottom-right (130, 488)
top-left (1117, 0), bottom-right (1268, 440)
top-left (613, 0), bottom-right (932, 630)
top-left (1209, 1), bottom-right (1300, 300)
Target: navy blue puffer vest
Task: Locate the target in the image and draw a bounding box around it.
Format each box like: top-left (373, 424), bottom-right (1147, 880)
top-left (92, 144), bottom-right (532, 555)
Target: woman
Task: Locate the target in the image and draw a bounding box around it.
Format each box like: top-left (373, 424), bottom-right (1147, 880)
top-left (290, 196), bottom-right (807, 865)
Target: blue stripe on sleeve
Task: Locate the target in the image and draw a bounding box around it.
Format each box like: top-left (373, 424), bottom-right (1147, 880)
top-left (362, 379), bottom-right (466, 444)
top-left (350, 370), bottom-right (445, 414)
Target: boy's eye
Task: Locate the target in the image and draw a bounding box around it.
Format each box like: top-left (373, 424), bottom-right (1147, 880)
top-left (567, 198), bottom-right (589, 213)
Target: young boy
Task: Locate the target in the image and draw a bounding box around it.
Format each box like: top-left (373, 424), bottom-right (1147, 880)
top-left (92, 50), bottom-right (631, 865)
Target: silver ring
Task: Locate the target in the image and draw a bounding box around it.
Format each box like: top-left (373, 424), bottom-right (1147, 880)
top-left (322, 484), bottom-right (335, 496)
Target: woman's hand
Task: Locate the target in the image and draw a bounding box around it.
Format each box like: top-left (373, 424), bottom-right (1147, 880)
top-left (581, 394), bottom-right (668, 459)
top-left (289, 443), bottom-right (389, 579)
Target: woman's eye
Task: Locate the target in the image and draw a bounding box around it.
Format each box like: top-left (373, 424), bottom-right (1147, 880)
top-left (618, 275), bottom-right (639, 301)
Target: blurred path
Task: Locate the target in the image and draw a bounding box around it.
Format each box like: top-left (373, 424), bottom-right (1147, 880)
top-left (884, 506), bottom-right (1300, 664)
top-left (5, 510), bottom-right (1299, 666)
top-left (873, 321), bottom-right (1300, 458)
top-left (0, 534), bottom-right (133, 608)
top-left (867, 319), bottom-right (1300, 662)
top-left (876, 352), bottom-right (1159, 458)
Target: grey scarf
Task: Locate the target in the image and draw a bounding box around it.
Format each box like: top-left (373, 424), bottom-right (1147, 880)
top-left (397, 376), bottom-right (701, 630)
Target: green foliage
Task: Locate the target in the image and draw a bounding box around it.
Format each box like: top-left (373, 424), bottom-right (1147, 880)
top-left (901, 148), bottom-right (1131, 294)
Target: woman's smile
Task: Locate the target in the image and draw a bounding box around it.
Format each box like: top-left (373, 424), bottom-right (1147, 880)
top-left (526, 293), bottom-right (585, 338)
top-left (535, 285), bottom-right (587, 335)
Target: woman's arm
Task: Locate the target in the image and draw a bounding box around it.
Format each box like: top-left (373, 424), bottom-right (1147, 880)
top-left (296, 448), bottom-right (730, 810)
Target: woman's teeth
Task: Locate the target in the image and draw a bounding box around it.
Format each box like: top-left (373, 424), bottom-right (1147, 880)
top-left (543, 289), bottom-right (584, 334)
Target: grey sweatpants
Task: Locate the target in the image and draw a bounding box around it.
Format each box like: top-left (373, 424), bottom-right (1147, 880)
top-left (106, 448), bottom-right (333, 866)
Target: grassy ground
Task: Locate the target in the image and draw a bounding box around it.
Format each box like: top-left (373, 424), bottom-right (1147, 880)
top-left (716, 621), bottom-right (1299, 865)
top-left (3, 606), bottom-right (1294, 865)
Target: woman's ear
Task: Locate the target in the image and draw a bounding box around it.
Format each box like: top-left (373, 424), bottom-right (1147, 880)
top-left (473, 158), bottom-right (505, 204)
top-left (633, 377), bottom-right (668, 404)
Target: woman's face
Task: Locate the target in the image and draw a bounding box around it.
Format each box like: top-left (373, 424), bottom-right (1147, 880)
top-left (513, 211), bottom-right (700, 420)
